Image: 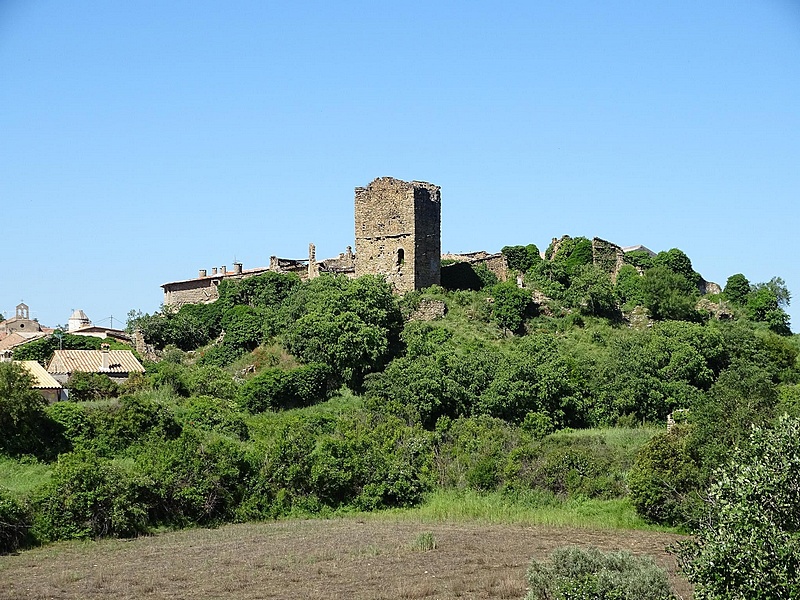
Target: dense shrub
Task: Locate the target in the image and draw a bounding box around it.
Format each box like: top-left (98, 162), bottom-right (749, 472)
top-left (0, 489), bottom-right (32, 553)
top-left (67, 372), bottom-right (120, 401)
top-left (178, 395), bottom-right (248, 440)
top-left (237, 363), bottom-right (333, 413)
top-left (526, 546), bottom-right (675, 600)
top-left (488, 282), bottom-right (532, 332)
top-left (507, 434), bottom-right (627, 499)
top-left (0, 362), bottom-right (53, 457)
top-left (32, 451), bottom-right (149, 542)
top-left (628, 425), bottom-right (703, 526)
top-left (501, 244), bottom-right (541, 273)
top-left (136, 429), bottom-right (249, 526)
top-left (676, 416), bottom-right (800, 599)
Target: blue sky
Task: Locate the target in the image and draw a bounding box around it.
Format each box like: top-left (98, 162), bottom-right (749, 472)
top-left (1, 1), bottom-right (799, 330)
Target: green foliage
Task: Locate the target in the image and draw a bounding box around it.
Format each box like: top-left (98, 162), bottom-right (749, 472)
top-left (589, 322), bottom-right (724, 424)
top-left (507, 434), bottom-right (628, 499)
top-left (412, 531), bottom-right (436, 551)
top-left (127, 307), bottom-right (212, 351)
top-left (723, 273), bottom-right (750, 306)
top-left (435, 416), bottom-right (521, 491)
top-left (641, 266), bottom-right (699, 321)
top-left (501, 244), bottom-right (541, 273)
top-left (747, 285), bottom-right (791, 335)
top-left (615, 264), bottom-right (645, 309)
top-left (676, 416), bottom-right (800, 599)
top-left (12, 333), bottom-right (129, 365)
top-left (282, 275), bottom-right (402, 387)
top-left (526, 546), bottom-right (675, 600)
top-left (178, 395), bottom-right (249, 440)
top-left (136, 429), bottom-right (249, 526)
top-left (628, 425), bottom-right (703, 526)
top-left (526, 259), bottom-right (570, 300)
top-left (237, 363), bottom-right (333, 413)
top-left (67, 372), bottom-right (120, 402)
top-left (32, 451), bottom-right (149, 541)
top-left (623, 249), bottom-right (655, 270)
top-left (653, 248), bottom-right (699, 286)
top-left (0, 362), bottom-right (52, 457)
top-left (365, 347), bottom-right (497, 428)
top-left (549, 236), bottom-right (593, 277)
top-left (489, 281), bottom-right (532, 332)
top-left (0, 488), bottom-right (32, 553)
top-left (218, 271), bottom-right (300, 310)
top-left (565, 264), bottom-right (619, 318)
top-left (478, 335), bottom-right (579, 426)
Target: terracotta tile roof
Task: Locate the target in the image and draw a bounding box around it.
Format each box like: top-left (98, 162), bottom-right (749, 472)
top-left (17, 361), bottom-right (62, 389)
top-left (0, 331), bottom-right (48, 352)
top-left (47, 350), bottom-right (146, 375)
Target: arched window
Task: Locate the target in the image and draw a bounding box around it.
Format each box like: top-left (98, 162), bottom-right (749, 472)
top-left (396, 248), bottom-right (405, 267)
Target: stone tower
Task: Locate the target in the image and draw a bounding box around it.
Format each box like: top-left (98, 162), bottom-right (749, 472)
top-left (355, 176), bottom-right (441, 292)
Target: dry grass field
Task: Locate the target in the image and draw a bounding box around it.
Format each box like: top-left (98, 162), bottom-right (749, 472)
top-left (0, 518), bottom-right (692, 599)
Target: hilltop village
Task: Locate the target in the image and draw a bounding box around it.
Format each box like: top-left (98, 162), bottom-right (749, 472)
top-left (160, 176), bottom-right (709, 308)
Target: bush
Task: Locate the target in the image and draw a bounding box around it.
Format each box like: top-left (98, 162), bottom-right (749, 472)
top-left (0, 489), bottom-right (32, 553)
top-left (676, 415), bottom-right (800, 599)
top-left (135, 429), bottom-right (249, 526)
top-left (526, 546), bottom-right (675, 600)
top-left (0, 362), bottom-right (52, 457)
top-left (32, 451), bottom-right (149, 542)
top-left (628, 425), bottom-right (703, 526)
top-left (179, 395), bottom-right (249, 440)
top-left (67, 372), bottom-right (120, 401)
top-left (237, 363), bottom-right (333, 413)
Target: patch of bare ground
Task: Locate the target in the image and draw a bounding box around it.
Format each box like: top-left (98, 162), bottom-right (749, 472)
top-left (0, 518), bottom-right (692, 599)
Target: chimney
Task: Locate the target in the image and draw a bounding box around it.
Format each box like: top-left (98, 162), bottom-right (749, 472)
top-left (101, 343), bottom-right (110, 370)
top-left (221, 265), bottom-right (227, 274)
top-left (234, 262), bottom-right (242, 274)
top-left (212, 267), bottom-right (218, 275)
top-left (199, 269), bottom-right (207, 278)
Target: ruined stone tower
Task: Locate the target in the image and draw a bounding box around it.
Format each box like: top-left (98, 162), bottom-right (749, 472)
top-left (355, 177), bottom-right (441, 292)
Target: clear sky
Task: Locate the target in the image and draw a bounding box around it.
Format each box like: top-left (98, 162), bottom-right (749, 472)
top-left (2, 1), bottom-right (799, 331)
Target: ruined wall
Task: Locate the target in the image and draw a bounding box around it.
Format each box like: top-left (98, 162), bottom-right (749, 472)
top-left (591, 237), bottom-right (626, 281)
top-left (355, 177), bottom-right (441, 292)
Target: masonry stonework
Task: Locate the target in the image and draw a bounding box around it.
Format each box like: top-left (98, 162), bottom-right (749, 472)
top-left (354, 177), bottom-right (441, 292)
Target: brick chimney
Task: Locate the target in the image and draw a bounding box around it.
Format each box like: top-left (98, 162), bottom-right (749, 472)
top-left (101, 343), bottom-right (110, 371)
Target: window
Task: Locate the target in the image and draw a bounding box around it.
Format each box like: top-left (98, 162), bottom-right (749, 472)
top-left (396, 248), bottom-right (405, 267)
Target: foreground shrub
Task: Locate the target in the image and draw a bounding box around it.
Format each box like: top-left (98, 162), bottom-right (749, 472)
top-left (136, 429), bottom-right (249, 526)
top-left (237, 363), bottom-right (333, 413)
top-left (32, 452), bottom-right (148, 542)
top-left (676, 415), bottom-right (800, 599)
top-left (0, 489), bottom-right (32, 553)
top-left (526, 546), bottom-right (675, 600)
top-left (628, 425), bottom-right (703, 527)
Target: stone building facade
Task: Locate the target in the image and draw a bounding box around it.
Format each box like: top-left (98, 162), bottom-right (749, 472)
top-left (354, 177), bottom-right (441, 292)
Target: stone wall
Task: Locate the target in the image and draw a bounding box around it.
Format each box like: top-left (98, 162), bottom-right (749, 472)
top-left (442, 251), bottom-right (509, 282)
top-left (591, 237), bottom-right (626, 281)
top-left (355, 177), bottom-right (441, 292)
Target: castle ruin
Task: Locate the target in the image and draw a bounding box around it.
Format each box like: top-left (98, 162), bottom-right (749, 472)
top-left (354, 177), bottom-right (441, 292)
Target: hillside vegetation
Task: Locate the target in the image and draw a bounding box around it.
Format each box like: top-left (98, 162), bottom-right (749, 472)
top-left (2, 238), bottom-right (799, 595)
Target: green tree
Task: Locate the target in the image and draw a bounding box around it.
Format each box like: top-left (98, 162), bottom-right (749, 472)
top-left (0, 362), bottom-right (50, 456)
top-left (615, 264), bottom-right (645, 309)
top-left (723, 273), bottom-right (750, 306)
top-left (747, 285), bottom-right (791, 335)
top-left (641, 266), bottom-right (699, 321)
top-left (653, 248), bottom-right (699, 287)
top-left (677, 416), bottom-right (800, 599)
top-left (488, 282), bottom-right (532, 332)
top-left (566, 264), bottom-right (619, 318)
top-left (501, 244), bottom-right (541, 273)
